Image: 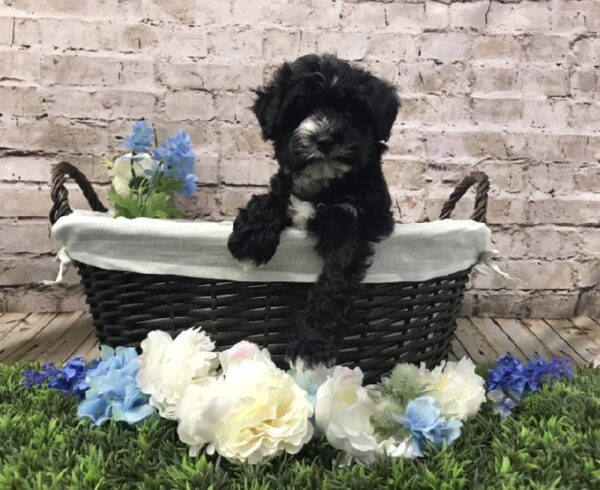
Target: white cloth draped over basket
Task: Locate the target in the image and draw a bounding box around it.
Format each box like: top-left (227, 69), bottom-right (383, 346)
top-left (50, 210), bottom-right (502, 284)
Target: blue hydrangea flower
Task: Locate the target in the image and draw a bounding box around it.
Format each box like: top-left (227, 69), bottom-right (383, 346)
top-left (487, 389), bottom-right (519, 418)
top-left (393, 396), bottom-right (462, 457)
top-left (486, 355), bottom-right (527, 397)
top-left (78, 346), bottom-right (156, 427)
top-left (153, 130), bottom-right (197, 195)
top-left (23, 363), bottom-right (60, 388)
top-left (23, 358), bottom-right (96, 399)
top-left (125, 120), bottom-right (154, 153)
top-left (487, 355), bottom-right (573, 418)
top-left (524, 357), bottom-right (573, 392)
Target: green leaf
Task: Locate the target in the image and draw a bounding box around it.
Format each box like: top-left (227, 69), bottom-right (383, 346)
top-left (143, 192), bottom-right (183, 219)
top-left (107, 187), bottom-right (141, 219)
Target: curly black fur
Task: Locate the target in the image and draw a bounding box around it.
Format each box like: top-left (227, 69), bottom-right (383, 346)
top-left (227, 54), bottom-right (400, 366)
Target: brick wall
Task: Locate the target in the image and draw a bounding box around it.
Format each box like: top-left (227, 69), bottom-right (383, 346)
top-left (0, 0), bottom-right (598, 315)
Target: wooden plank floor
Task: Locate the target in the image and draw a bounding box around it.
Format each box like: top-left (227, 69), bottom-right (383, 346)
top-left (0, 312), bottom-right (599, 366)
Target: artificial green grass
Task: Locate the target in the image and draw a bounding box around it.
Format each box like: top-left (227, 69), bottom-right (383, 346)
top-left (1, 364), bottom-right (599, 490)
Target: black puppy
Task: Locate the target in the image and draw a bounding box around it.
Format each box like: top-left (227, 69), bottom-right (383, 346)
top-left (227, 54), bottom-right (400, 367)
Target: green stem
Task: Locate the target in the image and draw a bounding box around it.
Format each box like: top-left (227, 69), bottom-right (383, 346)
top-left (140, 162), bottom-right (164, 216)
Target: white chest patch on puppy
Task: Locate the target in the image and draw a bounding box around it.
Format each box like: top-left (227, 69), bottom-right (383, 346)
top-left (292, 160), bottom-right (351, 198)
top-left (288, 194), bottom-right (316, 229)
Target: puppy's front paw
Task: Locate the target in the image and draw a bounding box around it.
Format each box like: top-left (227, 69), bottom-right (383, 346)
top-left (287, 328), bottom-right (339, 368)
top-left (227, 214), bottom-right (280, 266)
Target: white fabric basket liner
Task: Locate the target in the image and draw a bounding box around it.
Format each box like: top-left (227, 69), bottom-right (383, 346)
top-left (51, 210), bottom-right (494, 284)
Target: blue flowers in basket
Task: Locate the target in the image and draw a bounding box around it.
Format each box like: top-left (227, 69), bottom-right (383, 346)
top-left (106, 120), bottom-right (198, 219)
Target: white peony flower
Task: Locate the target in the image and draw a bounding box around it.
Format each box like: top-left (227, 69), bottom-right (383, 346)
top-left (315, 366), bottom-right (380, 464)
top-left (211, 358), bottom-right (314, 464)
top-left (177, 341), bottom-right (314, 464)
top-left (218, 340), bottom-right (273, 372)
top-left (290, 364), bottom-right (334, 406)
top-left (137, 328), bottom-right (218, 419)
top-left (176, 378), bottom-right (226, 456)
top-left (420, 357), bottom-right (486, 421)
top-left (112, 152), bottom-right (155, 197)
top-left (378, 437), bottom-right (419, 459)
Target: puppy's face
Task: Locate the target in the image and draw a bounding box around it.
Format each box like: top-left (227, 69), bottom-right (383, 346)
top-left (253, 55), bottom-right (399, 196)
top-left (284, 104), bottom-right (369, 174)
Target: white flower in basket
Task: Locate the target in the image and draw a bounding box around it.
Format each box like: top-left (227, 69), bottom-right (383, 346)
top-left (112, 152), bottom-right (155, 198)
top-left (137, 328), bottom-right (218, 419)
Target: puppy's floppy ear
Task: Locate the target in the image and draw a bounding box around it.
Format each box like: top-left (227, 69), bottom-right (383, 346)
top-left (365, 77), bottom-right (400, 142)
top-left (253, 62), bottom-right (292, 141)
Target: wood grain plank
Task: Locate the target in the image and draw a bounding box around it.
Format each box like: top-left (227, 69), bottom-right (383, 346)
top-left (470, 317), bottom-right (527, 361)
top-left (447, 350), bottom-right (458, 362)
top-left (13, 312), bottom-right (83, 363)
top-left (0, 313), bottom-right (57, 363)
top-left (455, 318), bottom-right (499, 365)
top-left (523, 319), bottom-right (587, 364)
top-left (570, 317), bottom-right (600, 347)
top-left (494, 318), bottom-right (555, 361)
top-left (76, 331), bottom-right (100, 361)
top-left (0, 313), bottom-right (30, 343)
top-left (545, 318), bottom-right (600, 364)
top-left (450, 336), bottom-right (470, 361)
top-left (39, 313), bottom-right (94, 363)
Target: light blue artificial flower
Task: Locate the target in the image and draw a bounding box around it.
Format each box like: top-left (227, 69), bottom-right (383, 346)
top-left (393, 396), bottom-right (462, 457)
top-left (77, 346), bottom-right (156, 426)
top-left (125, 120), bottom-right (154, 153)
top-left (153, 130), bottom-right (197, 195)
top-left (181, 173), bottom-right (198, 197)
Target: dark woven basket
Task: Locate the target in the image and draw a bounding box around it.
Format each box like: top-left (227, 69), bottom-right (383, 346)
top-left (50, 163), bottom-right (489, 383)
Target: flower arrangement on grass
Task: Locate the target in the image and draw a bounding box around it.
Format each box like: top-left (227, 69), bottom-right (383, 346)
top-left (77, 346), bottom-right (157, 426)
top-left (486, 355), bottom-right (573, 418)
top-left (23, 329), bottom-right (573, 466)
top-left (24, 357), bottom-right (96, 399)
top-left (104, 121), bottom-right (197, 219)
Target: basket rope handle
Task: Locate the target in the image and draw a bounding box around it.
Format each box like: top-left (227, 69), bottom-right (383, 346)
top-left (49, 161), bottom-right (108, 225)
top-left (439, 171), bottom-right (489, 223)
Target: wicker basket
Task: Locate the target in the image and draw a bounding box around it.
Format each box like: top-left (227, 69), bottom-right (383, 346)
top-left (49, 163), bottom-right (489, 383)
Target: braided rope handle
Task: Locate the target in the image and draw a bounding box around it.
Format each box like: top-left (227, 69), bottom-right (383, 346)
top-left (439, 171), bottom-right (489, 223)
top-left (49, 162), bottom-right (108, 225)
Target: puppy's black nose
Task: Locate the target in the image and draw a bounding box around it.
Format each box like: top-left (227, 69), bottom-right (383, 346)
top-left (315, 134), bottom-right (335, 153)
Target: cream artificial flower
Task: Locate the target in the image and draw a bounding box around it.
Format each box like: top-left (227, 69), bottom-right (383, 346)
top-left (290, 364), bottom-right (334, 406)
top-left (218, 340), bottom-right (273, 372)
top-left (137, 328), bottom-right (218, 419)
top-left (211, 356), bottom-right (314, 464)
top-left (112, 152), bottom-right (155, 197)
top-left (176, 378), bottom-right (225, 456)
top-left (177, 341), bottom-right (314, 464)
top-left (315, 366), bottom-right (380, 464)
top-left (420, 357), bottom-right (486, 421)
top-left (378, 437), bottom-right (418, 459)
